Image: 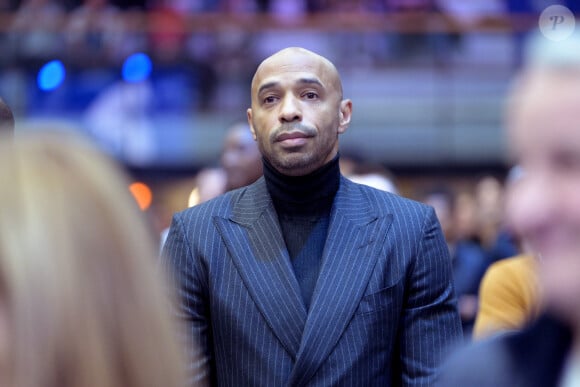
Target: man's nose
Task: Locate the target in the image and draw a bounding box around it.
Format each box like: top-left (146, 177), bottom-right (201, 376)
top-left (279, 95), bottom-right (302, 123)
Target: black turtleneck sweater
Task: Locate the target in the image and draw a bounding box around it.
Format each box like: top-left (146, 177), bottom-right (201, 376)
top-left (263, 155), bottom-right (340, 310)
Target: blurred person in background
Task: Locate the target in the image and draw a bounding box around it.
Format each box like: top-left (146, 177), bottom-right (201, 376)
top-left (7, 0), bottom-right (65, 70)
top-left (420, 186), bottom-right (454, 246)
top-left (220, 121), bottom-right (263, 191)
top-left (449, 189), bottom-right (489, 339)
top-left (0, 131), bottom-right (189, 387)
top-left (337, 149), bottom-right (398, 194)
top-left (64, 0), bottom-right (126, 69)
top-left (475, 174), bottom-right (519, 264)
top-left (63, 0), bottom-right (128, 111)
top-left (438, 32), bottom-right (580, 386)
top-left (188, 167), bottom-right (227, 207)
top-left (341, 157), bottom-right (399, 195)
top-left (84, 77), bottom-right (157, 166)
top-left (454, 174), bottom-right (518, 339)
top-left (472, 250), bottom-right (542, 340)
top-left (472, 166), bottom-right (543, 340)
top-left (0, 98), bottom-right (14, 134)
top-left (475, 175), bottom-right (505, 250)
top-left (163, 46), bottom-right (461, 386)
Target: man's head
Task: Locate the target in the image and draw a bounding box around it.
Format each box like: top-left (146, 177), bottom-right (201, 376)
top-left (221, 122), bottom-right (262, 190)
top-left (0, 98), bottom-right (14, 135)
top-left (247, 47), bottom-right (352, 176)
top-left (505, 34), bottom-right (580, 322)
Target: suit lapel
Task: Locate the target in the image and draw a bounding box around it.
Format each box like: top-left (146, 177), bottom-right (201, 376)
top-left (289, 178), bottom-right (393, 385)
top-left (213, 178), bottom-right (306, 359)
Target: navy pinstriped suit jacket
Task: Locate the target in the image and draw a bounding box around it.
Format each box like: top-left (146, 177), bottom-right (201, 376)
top-left (162, 176), bottom-right (462, 386)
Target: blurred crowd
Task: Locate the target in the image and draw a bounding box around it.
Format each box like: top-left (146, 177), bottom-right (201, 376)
top-left (2, 0), bottom-right (577, 116)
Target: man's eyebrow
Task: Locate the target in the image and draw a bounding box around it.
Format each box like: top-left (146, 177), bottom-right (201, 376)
top-left (257, 81), bottom-right (279, 95)
top-left (257, 78), bottom-right (324, 95)
top-left (297, 78), bottom-right (323, 88)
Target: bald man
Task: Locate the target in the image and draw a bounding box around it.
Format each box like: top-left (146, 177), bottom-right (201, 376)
top-left (162, 47), bottom-right (461, 386)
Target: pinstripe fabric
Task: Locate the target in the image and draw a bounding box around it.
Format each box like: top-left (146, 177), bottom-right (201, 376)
top-left (161, 176), bottom-right (462, 386)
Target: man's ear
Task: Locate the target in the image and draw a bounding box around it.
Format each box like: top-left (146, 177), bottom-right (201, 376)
top-left (338, 99), bottom-right (352, 134)
top-left (247, 108), bottom-right (257, 141)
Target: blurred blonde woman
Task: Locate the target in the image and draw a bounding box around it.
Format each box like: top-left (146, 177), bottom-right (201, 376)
top-left (0, 131), bottom-right (188, 387)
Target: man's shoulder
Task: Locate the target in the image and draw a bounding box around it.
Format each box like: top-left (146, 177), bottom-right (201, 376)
top-left (174, 187), bottom-right (243, 221)
top-left (345, 178), bottom-right (430, 214)
top-left (175, 177), bottom-right (268, 221)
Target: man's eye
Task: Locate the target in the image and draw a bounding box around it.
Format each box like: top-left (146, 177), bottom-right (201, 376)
top-left (304, 92), bottom-right (318, 100)
top-left (263, 96), bottom-right (277, 104)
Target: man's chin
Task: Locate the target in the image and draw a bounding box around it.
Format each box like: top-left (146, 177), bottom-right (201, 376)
top-left (273, 156), bottom-right (317, 176)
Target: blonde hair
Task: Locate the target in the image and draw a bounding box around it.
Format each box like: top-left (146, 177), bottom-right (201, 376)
top-left (0, 131), bottom-right (186, 387)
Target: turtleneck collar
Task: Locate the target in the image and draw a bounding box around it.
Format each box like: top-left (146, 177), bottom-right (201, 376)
top-left (263, 154), bottom-right (340, 216)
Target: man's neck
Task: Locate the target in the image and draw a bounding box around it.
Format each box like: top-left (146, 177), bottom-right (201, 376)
top-left (263, 155), bottom-right (340, 215)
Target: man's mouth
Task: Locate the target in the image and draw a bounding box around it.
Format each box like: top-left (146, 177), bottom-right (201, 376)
top-left (276, 131), bottom-right (311, 141)
top-left (275, 131), bottom-right (313, 147)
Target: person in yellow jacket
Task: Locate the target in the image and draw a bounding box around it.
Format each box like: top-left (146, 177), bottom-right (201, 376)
top-left (473, 253), bottom-right (543, 339)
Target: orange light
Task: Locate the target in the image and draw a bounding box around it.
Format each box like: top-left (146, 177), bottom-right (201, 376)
top-left (129, 182), bottom-right (153, 211)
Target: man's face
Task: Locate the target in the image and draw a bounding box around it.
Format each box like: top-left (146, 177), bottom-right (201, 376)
top-left (247, 48), bottom-right (352, 176)
top-left (506, 70), bottom-right (580, 318)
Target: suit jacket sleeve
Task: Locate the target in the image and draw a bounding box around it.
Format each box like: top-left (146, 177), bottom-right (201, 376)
top-left (161, 213), bottom-right (212, 386)
top-left (400, 207), bottom-right (462, 385)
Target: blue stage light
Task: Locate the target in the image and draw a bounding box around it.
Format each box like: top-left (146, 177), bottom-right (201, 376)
top-left (37, 60), bottom-right (66, 91)
top-left (122, 53), bottom-right (152, 82)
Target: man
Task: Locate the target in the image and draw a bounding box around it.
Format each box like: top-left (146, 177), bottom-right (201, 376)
top-left (0, 98), bottom-right (14, 135)
top-left (437, 33), bottom-right (580, 386)
top-left (220, 121), bottom-right (263, 191)
top-left (163, 47), bottom-right (461, 386)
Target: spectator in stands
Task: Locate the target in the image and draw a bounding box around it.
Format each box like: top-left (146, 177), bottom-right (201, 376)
top-left (64, 0), bottom-right (126, 68)
top-left (8, 0), bottom-right (65, 69)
